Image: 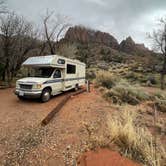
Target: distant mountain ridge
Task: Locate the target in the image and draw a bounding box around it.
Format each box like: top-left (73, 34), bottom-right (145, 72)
top-left (57, 25), bottom-right (159, 70)
top-left (64, 26), bottom-right (119, 49)
top-left (62, 26), bottom-right (152, 56)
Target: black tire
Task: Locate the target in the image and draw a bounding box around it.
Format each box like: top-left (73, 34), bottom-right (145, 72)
top-left (74, 84), bottom-right (79, 91)
top-left (41, 88), bottom-right (51, 103)
top-left (17, 96), bottom-right (25, 100)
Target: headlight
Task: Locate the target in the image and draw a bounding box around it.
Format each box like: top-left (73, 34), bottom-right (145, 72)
top-left (36, 84), bottom-right (42, 89)
top-left (34, 84), bottom-right (42, 89)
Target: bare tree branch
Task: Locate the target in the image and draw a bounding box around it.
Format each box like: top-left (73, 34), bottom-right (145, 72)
top-left (41, 10), bottom-right (71, 54)
top-left (0, 12), bottom-right (39, 82)
top-left (149, 17), bottom-right (166, 89)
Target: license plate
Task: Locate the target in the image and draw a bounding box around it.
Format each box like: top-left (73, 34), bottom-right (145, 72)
top-left (19, 91), bottom-right (24, 96)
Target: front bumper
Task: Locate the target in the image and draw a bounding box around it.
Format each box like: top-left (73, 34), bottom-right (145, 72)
top-left (14, 89), bottom-right (42, 99)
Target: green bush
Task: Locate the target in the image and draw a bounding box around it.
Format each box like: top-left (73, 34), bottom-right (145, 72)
top-left (124, 72), bottom-right (139, 81)
top-left (103, 80), bottom-right (150, 105)
top-left (95, 71), bottom-right (118, 89)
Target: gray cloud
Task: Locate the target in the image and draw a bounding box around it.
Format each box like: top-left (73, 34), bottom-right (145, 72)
top-left (6, 0), bottom-right (166, 48)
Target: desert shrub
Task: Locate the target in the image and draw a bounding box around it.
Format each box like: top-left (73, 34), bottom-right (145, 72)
top-left (125, 72), bottom-right (149, 84)
top-left (152, 92), bottom-right (166, 112)
top-left (94, 71), bottom-right (118, 89)
top-left (100, 47), bottom-right (110, 55)
top-left (86, 70), bottom-right (96, 80)
top-left (147, 76), bottom-right (157, 85)
top-left (123, 71), bottom-right (159, 86)
top-left (124, 72), bottom-right (138, 81)
top-left (107, 110), bottom-right (165, 166)
top-left (112, 55), bottom-right (123, 63)
top-left (152, 91), bottom-right (166, 100)
top-left (155, 99), bottom-right (166, 113)
top-left (98, 86), bottom-right (107, 93)
top-left (103, 80), bottom-right (150, 105)
top-left (100, 48), bottom-right (112, 62)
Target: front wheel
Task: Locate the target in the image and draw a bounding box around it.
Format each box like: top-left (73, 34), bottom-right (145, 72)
top-left (41, 89), bottom-right (51, 102)
top-left (17, 96), bottom-right (25, 100)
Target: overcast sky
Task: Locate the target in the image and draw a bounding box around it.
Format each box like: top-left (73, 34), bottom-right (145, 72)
top-left (6, 0), bottom-right (166, 48)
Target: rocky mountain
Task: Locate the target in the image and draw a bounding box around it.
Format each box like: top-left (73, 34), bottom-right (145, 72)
top-left (57, 26), bottom-right (159, 69)
top-left (119, 36), bottom-right (152, 56)
top-left (62, 26), bottom-right (153, 56)
top-left (64, 26), bottom-right (119, 49)
top-left (119, 37), bottom-right (135, 54)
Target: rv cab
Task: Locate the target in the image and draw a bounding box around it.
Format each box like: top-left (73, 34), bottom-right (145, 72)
top-left (15, 55), bottom-right (86, 102)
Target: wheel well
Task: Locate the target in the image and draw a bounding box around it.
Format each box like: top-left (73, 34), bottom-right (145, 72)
top-left (42, 86), bottom-right (52, 93)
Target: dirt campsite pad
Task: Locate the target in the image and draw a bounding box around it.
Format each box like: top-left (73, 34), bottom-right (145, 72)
top-left (0, 87), bottom-right (144, 165)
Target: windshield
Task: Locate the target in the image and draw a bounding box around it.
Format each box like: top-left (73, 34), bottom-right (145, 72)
top-left (28, 67), bottom-right (54, 78)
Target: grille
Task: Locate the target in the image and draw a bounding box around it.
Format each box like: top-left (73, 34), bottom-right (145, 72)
top-left (19, 84), bottom-right (32, 90)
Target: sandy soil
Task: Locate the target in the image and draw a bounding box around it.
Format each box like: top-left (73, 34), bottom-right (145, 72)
top-left (0, 88), bottom-right (75, 163)
top-left (0, 87), bottom-right (152, 166)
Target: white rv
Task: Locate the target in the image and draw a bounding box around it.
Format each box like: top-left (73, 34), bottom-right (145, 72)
top-left (15, 55), bottom-right (86, 102)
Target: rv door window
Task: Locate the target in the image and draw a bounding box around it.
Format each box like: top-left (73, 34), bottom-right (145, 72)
top-left (67, 64), bottom-right (76, 74)
top-left (53, 69), bottom-right (61, 78)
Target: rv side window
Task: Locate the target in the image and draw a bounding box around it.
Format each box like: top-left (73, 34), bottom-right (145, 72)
top-left (67, 64), bottom-right (76, 74)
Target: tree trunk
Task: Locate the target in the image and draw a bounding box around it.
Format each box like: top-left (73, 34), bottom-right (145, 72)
top-left (161, 73), bottom-right (165, 89)
top-left (5, 58), bottom-right (11, 85)
top-left (2, 70), bottom-right (6, 81)
top-left (161, 56), bottom-right (166, 89)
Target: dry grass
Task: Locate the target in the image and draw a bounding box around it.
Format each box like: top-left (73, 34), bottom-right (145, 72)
top-left (83, 109), bottom-right (165, 166)
top-left (83, 121), bottom-right (109, 151)
top-left (106, 110), bottom-right (165, 166)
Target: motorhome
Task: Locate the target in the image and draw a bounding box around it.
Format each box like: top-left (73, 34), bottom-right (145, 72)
top-left (14, 55), bottom-right (86, 102)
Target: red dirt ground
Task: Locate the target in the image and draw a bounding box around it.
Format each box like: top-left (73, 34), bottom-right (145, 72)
top-left (77, 148), bottom-right (140, 166)
top-left (0, 86), bottom-right (157, 165)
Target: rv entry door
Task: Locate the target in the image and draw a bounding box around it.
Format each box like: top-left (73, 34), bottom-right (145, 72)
top-left (52, 69), bottom-right (63, 94)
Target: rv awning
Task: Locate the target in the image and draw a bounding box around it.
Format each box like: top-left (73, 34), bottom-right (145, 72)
top-left (22, 55), bottom-right (65, 68)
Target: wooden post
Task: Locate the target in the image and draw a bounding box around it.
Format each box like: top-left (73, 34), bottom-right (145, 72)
top-left (153, 103), bottom-right (157, 165)
top-left (86, 80), bottom-right (90, 93)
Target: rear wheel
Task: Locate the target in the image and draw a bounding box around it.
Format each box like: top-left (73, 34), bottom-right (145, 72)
top-left (41, 88), bottom-right (51, 102)
top-left (74, 84), bottom-right (79, 91)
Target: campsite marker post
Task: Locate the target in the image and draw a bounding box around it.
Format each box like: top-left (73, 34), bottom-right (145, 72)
top-left (86, 80), bottom-right (90, 93)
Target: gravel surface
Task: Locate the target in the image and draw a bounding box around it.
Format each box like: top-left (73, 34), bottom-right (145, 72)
top-left (0, 87), bottom-right (141, 166)
top-left (0, 87), bottom-right (108, 165)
